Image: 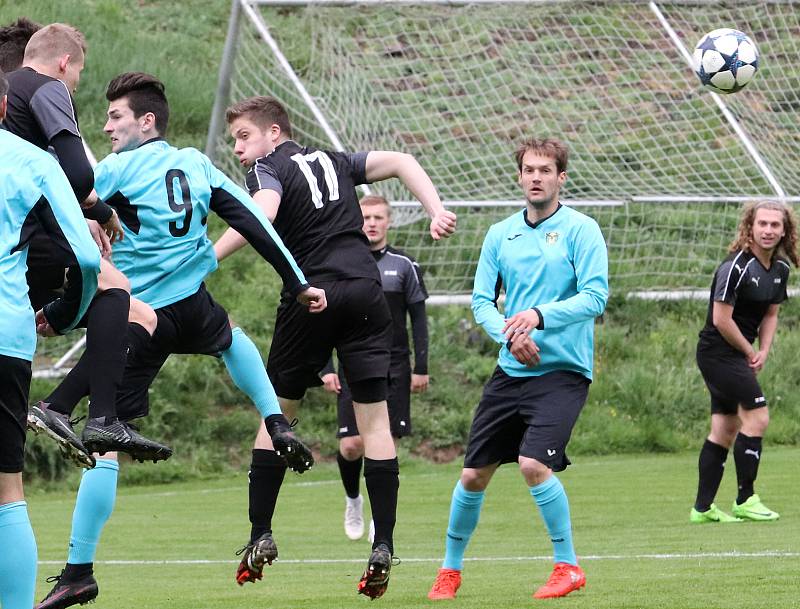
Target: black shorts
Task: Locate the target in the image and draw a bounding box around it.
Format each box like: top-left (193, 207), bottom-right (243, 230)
top-left (463, 367), bottom-right (589, 473)
top-left (267, 278), bottom-right (391, 401)
top-left (115, 284), bottom-right (232, 421)
top-left (0, 355), bottom-right (32, 473)
top-left (696, 343), bottom-right (766, 415)
top-left (336, 358), bottom-right (412, 438)
top-left (26, 230), bottom-right (74, 311)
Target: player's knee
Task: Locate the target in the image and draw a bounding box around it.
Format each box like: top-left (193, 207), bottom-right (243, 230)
top-left (518, 457), bottom-right (551, 486)
top-left (339, 436), bottom-right (364, 460)
top-left (129, 298), bottom-right (157, 335)
top-left (460, 469), bottom-right (490, 492)
top-left (742, 406), bottom-right (769, 435)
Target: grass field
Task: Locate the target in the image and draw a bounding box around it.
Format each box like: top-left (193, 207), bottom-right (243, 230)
top-left (28, 449), bottom-right (799, 609)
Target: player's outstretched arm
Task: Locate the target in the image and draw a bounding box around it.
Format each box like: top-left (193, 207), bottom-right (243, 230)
top-left (364, 151), bottom-right (456, 240)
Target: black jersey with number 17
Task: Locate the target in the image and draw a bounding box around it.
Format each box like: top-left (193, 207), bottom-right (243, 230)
top-left (245, 140), bottom-right (380, 284)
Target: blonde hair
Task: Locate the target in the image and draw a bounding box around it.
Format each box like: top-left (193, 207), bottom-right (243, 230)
top-left (23, 23), bottom-right (85, 65)
top-left (359, 194), bottom-right (392, 217)
top-left (729, 199), bottom-right (799, 267)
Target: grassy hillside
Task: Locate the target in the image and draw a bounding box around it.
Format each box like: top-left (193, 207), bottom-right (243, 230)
top-left (5, 2), bottom-right (800, 486)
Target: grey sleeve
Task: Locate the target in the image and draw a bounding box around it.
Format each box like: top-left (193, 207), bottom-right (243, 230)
top-left (29, 81), bottom-right (81, 142)
top-left (404, 260), bottom-right (428, 305)
top-left (246, 160), bottom-right (283, 196)
top-left (712, 259), bottom-right (740, 306)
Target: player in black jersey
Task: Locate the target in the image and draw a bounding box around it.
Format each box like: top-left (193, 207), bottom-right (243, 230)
top-left (0, 17), bottom-right (40, 73)
top-left (4, 23), bottom-right (168, 465)
top-left (218, 96), bottom-right (455, 598)
top-left (690, 200), bottom-right (798, 524)
top-left (319, 195), bottom-right (429, 542)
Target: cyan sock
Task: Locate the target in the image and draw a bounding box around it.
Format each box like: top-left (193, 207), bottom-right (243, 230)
top-left (530, 475), bottom-right (577, 566)
top-left (0, 501), bottom-right (37, 609)
top-left (67, 458), bottom-right (119, 564)
top-left (442, 480), bottom-right (485, 571)
top-left (221, 327), bottom-right (281, 418)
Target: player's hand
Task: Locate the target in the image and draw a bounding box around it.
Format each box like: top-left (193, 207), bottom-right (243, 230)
top-left (508, 333), bottom-right (540, 368)
top-left (102, 209), bottom-right (125, 244)
top-left (297, 286), bottom-right (327, 313)
top-left (749, 349), bottom-right (767, 373)
top-left (429, 209), bottom-right (457, 240)
top-left (87, 219), bottom-right (112, 257)
top-left (411, 373), bottom-right (429, 393)
top-left (35, 309), bottom-right (58, 337)
top-left (321, 373), bottom-right (341, 394)
top-left (503, 309), bottom-right (540, 340)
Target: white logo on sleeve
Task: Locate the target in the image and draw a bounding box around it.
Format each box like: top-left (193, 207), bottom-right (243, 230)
top-left (547, 449), bottom-right (557, 456)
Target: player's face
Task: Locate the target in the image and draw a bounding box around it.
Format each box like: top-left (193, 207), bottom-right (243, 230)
top-left (104, 98), bottom-right (146, 153)
top-left (751, 208), bottom-right (785, 253)
top-left (229, 117), bottom-right (273, 167)
top-left (517, 152), bottom-right (566, 209)
top-left (361, 204), bottom-right (391, 248)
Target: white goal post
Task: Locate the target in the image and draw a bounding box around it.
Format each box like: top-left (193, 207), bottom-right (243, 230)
top-left (205, 0), bottom-right (800, 304)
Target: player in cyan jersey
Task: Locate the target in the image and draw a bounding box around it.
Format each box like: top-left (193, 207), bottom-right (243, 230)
top-left (4, 23), bottom-right (167, 465)
top-left (428, 138), bottom-right (608, 601)
top-left (36, 73), bottom-right (325, 609)
top-left (0, 70), bottom-right (100, 609)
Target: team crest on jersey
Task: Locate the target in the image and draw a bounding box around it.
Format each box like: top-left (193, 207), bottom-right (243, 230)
top-left (545, 231), bottom-right (559, 244)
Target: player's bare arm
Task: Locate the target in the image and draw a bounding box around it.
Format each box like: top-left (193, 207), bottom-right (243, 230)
top-left (364, 151), bottom-right (456, 240)
top-left (711, 301), bottom-right (757, 360)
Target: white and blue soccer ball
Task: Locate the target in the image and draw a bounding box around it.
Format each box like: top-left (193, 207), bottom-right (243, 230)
top-left (692, 28), bottom-right (759, 94)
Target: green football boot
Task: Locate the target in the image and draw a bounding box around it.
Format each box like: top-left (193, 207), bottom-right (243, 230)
top-left (732, 495), bottom-right (780, 521)
top-left (689, 504), bottom-right (742, 523)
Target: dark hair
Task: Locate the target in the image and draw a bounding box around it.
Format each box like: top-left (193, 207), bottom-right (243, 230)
top-left (225, 95), bottom-right (293, 139)
top-left (0, 17), bottom-right (41, 72)
top-left (106, 72), bottom-right (169, 135)
top-left (0, 70), bottom-right (8, 98)
top-left (515, 138), bottom-right (569, 174)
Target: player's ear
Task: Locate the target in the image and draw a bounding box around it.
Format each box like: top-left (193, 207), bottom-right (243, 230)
top-left (270, 123), bottom-right (281, 140)
top-left (141, 111), bottom-right (158, 134)
top-left (57, 54), bottom-right (71, 74)
top-left (0, 95), bottom-right (6, 121)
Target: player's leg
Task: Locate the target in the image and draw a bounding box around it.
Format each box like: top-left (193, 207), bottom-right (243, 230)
top-left (518, 371), bottom-right (588, 600)
top-left (38, 329), bottom-right (171, 609)
top-left (29, 262), bottom-right (165, 463)
top-left (429, 367), bottom-right (520, 600)
top-left (235, 421), bottom-right (285, 586)
top-left (336, 377), bottom-right (365, 540)
top-left (732, 404), bottom-right (778, 520)
top-left (0, 356), bottom-right (37, 609)
top-left (36, 454), bottom-right (118, 609)
top-left (691, 412), bottom-right (740, 522)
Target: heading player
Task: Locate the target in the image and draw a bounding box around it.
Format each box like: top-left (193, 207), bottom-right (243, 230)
top-left (36, 73), bottom-right (325, 609)
top-left (218, 95), bottom-right (455, 598)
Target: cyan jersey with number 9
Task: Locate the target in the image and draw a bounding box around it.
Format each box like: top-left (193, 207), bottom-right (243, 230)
top-left (95, 139), bottom-right (306, 308)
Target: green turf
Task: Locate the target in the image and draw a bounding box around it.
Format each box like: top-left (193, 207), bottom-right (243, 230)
top-left (28, 448), bottom-right (799, 608)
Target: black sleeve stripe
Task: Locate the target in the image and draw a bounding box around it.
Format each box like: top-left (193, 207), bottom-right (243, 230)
top-left (493, 273), bottom-right (503, 309)
top-left (106, 191), bottom-right (140, 234)
top-left (209, 186), bottom-right (306, 295)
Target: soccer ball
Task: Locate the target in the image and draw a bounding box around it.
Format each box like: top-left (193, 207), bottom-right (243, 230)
top-left (692, 28), bottom-right (759, 94)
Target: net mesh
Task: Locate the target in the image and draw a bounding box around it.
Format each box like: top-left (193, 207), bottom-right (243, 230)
top-left (209, 0), bottom-right (799, 295)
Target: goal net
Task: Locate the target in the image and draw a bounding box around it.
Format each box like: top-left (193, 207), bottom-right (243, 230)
top-left (207, 0), bottom-right (800, 300)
